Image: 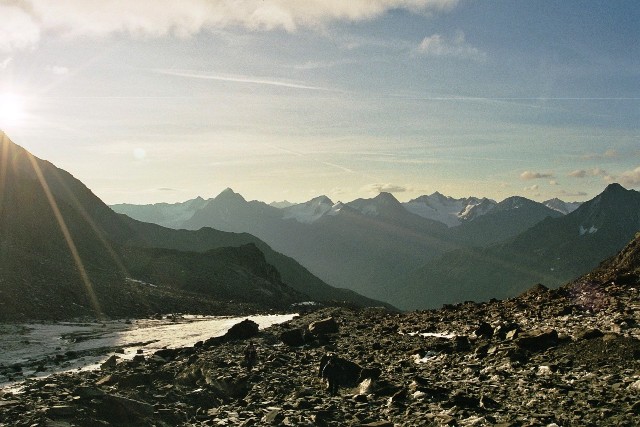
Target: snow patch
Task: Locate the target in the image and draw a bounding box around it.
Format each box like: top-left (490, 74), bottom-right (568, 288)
top-left (579, 225), bottom-right (598, 236)
top-left (413, 351), bottom-right (439, 363)
top-left (327, 202), bottom-right (344, 216)
top-left (404, 194), bottom-right (495, 227)
top-left (125, 277), bottom-right (157, 287)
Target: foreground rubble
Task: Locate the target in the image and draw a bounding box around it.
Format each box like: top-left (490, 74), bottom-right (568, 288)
top-left (1, 279), bottom-right (639, 426)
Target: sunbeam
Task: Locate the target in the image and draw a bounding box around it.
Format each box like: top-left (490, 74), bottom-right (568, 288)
top-left (45, 165), bottom-right (130, 277)
top-left (24, 150), bottom-right (104, 318)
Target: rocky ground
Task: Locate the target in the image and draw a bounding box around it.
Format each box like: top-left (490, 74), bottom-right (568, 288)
top-left (2, 236), bottom-right (640, 426)
top-left (0, 280), bottom-right (638, 427)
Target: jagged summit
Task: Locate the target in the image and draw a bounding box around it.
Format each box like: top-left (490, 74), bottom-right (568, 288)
top-left (308, 195), bottom-right (333, 205)
top-left (372, 191), bottom-right (402, 206)
top-left (346, 192), bottom-right (406, 218)
top-left (214, 187), bottom-right (246, 203)
top-left (567, 183), bottom-right (640, 231)
top-left (282, 195), bottom-right (334, 224)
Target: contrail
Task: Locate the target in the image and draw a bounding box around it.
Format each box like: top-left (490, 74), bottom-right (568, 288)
top-left (156, 69), bottom-right (332, 91)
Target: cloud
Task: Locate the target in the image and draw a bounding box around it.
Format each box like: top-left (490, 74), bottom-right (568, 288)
top-left (48, 65), bottom-right (70, 75)
top-left (557, 189), bottom-right (588, 198)
top-left (0, 0), bottom-right (459, 51)
top-left (364, 183), bottom-right (408, 194)
top-left (416, 31), bottom-right (485, 60)
top-left (157, 187), bottom-right (177, 192)
top-left (549, 180), bottom-right (559, 186)
top-left (581, 149), bottom-right (619, 160)
top-left (0, 5), bottom-right (40, 51)
top-left (520, 170), bottom-right (553, 180)
top-left (568, 168), bottom-right (609, 179)
top-left (616, 166), bottom-right (640, 187)
top-left (524, 184), bottom-right (539, 192)
top-left (0, 57), bottom-right (13, 69)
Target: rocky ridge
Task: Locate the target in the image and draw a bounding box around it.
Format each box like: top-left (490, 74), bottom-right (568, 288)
top-left (1, 236), bottom-right (640, 426)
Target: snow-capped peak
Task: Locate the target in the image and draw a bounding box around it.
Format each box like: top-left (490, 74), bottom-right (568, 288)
top-left (282, 195), bottom-right (335, 224)
top-left (403, 193), bottom-right (497, 227)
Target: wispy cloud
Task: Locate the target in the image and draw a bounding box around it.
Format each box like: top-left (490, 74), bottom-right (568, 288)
top-left (568, 168), bottom-right (609, 179)
top-left (416, 31), bottom-right (485, 60)
top-left (0, 0), bottom-right (459, 52)
top-left (364, 183), bottom-right (408, 194)
top-left (581, 149), bottom-right (618, 160)
top-left (320, 161), bottom-right (355, 174)
top-left (556, 189), bottom-right (588, 198)
top-left (293, 59), bottom-right (356, 70)
top-left (157, 69), bottom-right (332, 91)
top-left (520, 171), bottom-right (554, 180)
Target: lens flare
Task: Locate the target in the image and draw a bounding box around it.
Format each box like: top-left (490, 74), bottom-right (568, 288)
top-left (0, 93), bottom-right (27, 128)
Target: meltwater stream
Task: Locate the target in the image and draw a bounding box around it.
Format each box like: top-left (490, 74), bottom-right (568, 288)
top-left (0, 314), bottom-right (296, 390)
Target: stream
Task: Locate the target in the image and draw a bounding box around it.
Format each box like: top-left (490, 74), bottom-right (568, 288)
top-left (0, 313), bottom-right (296, 390)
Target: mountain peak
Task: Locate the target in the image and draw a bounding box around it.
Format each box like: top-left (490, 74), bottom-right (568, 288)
top-left (601, 182), bottom-right (627, 195)
top-left (373, 192), bottom-right (401, 205)
top-left (214, 188), bottom-right (246, 203)
top-left (496, 196), bottom-right (533, 210)
top-left (309, 195), bottom-right (333, 205)
top-left (429, 191), bottom-right (448, 200)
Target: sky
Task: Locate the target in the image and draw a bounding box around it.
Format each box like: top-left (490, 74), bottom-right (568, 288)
top-left (0, 0), bottom-right (638, 205)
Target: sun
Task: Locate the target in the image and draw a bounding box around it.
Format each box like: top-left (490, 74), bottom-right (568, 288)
top-left (0, 92), bottom-right (27, 128)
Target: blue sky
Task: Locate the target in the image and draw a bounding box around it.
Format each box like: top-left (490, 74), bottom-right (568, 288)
top-left (0, 0), bottom-right (638, 204)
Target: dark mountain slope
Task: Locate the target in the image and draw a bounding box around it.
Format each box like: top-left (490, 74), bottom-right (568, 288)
top-left (0, 133), bottom-right (324, 320)
top-left (119, 216), bottom-right (393, 309)
top-left (571, 231), bottom-right (640, 284)
top-left (399, 184), bottom-right (640, 309)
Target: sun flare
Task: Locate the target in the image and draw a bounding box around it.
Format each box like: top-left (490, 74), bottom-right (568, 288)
top-left (0, 92), bottom-right (27, 128)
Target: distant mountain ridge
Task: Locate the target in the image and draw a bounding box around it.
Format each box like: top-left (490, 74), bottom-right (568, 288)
top-left (114, 189), bottom-right (582, 230)
top-left (112, 187), bottom-right (583, 307)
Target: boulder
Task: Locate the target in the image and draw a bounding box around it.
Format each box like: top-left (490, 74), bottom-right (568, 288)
top-left (318, 354), bottom-right (362, 387)
top-left (574, 328), bottom-right (604, 340)
top-left (279, 328), bottom-right (306, 346)
top-left (309, 317), bottom-right (339, 335)
top-left (516, 329), bottom-right (558, 352)
top-left (100, 355), bottom-right (118, 370)
top-left (474, 322), bottom-right (493, 338)
top-left (224, 319), bottom-right (260, 341)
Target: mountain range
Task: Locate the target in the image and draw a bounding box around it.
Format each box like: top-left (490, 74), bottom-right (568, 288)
top-left (0, 132), bottom-right (388, 321)
top-left (111, 183), bottom-right (638, 311)
top-left (5, 129), bottom-right (636, 318)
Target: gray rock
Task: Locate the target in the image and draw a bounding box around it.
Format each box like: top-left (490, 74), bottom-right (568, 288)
top-left (309, 317), bottom-right (339, 335)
